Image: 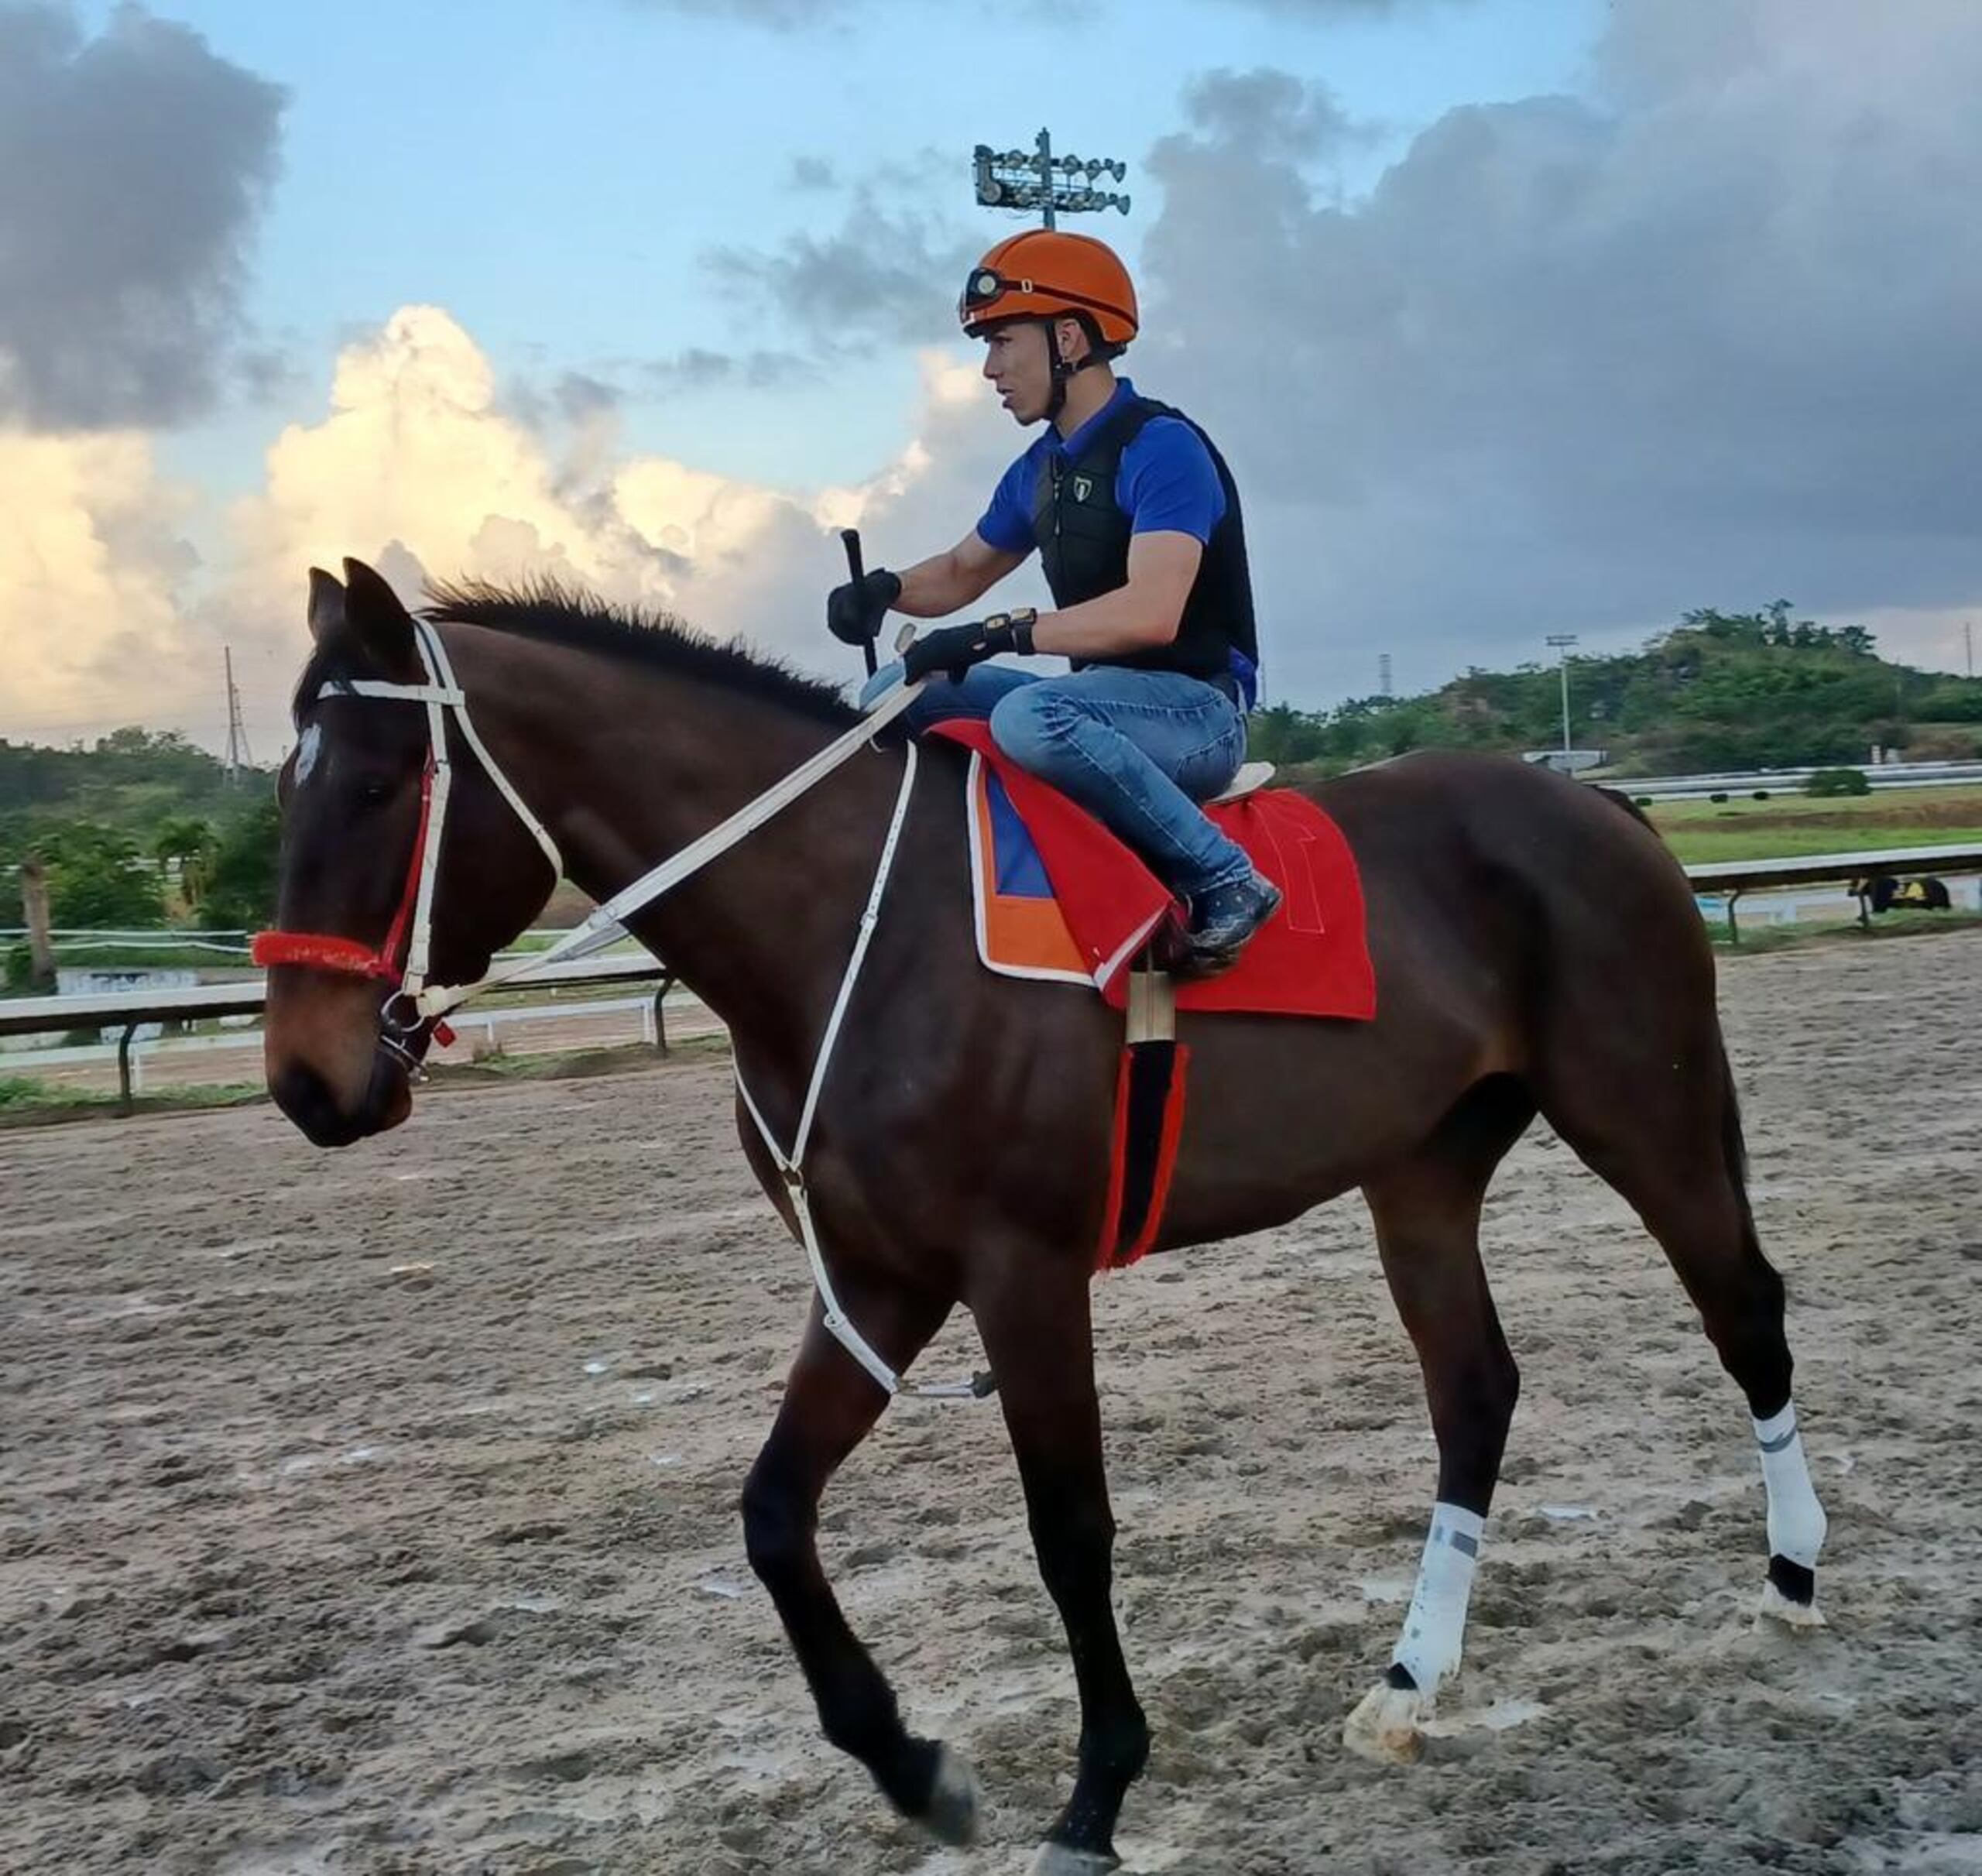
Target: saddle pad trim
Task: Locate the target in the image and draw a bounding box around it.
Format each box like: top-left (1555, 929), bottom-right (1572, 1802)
top-left (945, 722), bottom-right (1374, 1021)
top-left (966, 751), bottom-right (1172, 988)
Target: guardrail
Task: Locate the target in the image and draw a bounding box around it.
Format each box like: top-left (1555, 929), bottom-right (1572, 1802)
top-left (1681, 843), bottom-right (1982, 942)
top-left (2, 954), bottom-right (682, 1111)
top-left (1610, 760), bottom-right (1982, 804)
top-left (7, 842), bottom-right (1982, 1110)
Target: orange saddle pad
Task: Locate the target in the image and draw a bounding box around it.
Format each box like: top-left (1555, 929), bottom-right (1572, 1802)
top-left (934, 722), bottom-right (1377, 1022)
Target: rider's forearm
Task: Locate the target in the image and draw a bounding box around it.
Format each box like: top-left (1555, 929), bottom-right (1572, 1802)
top-left (893, 550), bottom-right (981, 619)
top-left (1028, 585), bottom-right (1179, 660)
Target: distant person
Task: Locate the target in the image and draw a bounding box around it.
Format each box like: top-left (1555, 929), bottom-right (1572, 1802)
top-left (826, 230), bottom-right (1280, 975)
top-left (1851, 874), bottom-right (1953, 914)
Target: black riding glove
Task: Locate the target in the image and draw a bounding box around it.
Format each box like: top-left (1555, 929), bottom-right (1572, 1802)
top-left (901, 609), bottom-right (1037, 685)
top-left (826, 568), bottom-right (902, 647)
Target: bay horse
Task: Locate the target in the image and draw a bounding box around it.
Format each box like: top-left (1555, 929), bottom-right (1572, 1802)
top-left (261, 559), bottom-right (1829, 1876)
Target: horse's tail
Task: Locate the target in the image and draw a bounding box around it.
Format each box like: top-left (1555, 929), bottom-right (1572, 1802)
top-left (1593, 782), bottom-right (1764, 1240)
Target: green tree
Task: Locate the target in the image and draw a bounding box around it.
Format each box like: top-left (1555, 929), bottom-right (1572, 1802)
top-left (152, 816), bottom-right (220, 908)
top-left (200, 797), bottom-right (283, 931)
top-left (37, 823), bottom-right (165, 928)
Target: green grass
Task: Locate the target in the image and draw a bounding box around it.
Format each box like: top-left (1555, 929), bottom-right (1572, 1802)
top-left (1710, 908), bottom-right (1982, 953)
top-left (1647, 782), bottom-right (1982, 824)
top-left (25, 941), bottom-right (254, 969)
top-left (1663, 822), bottom-right (1982, 864)
top-left (1648, 782), bottom-right (1982, 864)
top-left (0, 1075), bottom-right (268, 1126)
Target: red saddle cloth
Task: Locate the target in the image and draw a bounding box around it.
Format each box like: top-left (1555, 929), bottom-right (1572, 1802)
top-left (930, 722), bottom-right (1377, 1021)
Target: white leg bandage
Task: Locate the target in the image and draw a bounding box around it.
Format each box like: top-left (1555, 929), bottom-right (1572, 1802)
top-left (1754, 1402), bottom-right (1827, 1569)
top-left (1392, 1503), bottom-right (1484, 1692)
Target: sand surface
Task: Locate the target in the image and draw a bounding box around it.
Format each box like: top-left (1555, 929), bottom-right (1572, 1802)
top-left (4, 935), bottom-right (1979, 1875)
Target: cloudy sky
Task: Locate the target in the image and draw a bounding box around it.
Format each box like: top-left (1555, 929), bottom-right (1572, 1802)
top-left (5, 0), bottom-right (1979, 756)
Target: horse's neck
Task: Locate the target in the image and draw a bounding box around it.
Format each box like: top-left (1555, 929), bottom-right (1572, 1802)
top-left (468, 636), bottom-right (900, 1060)
top-left (609, 726), bottom-right (901, 1053)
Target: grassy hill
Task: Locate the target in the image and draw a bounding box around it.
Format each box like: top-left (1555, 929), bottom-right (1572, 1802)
top-left (1, 729), bottom-right (279, 940)
top-left (1253, 604), bottom-right (1982, 777)
top-left (8, 602), bottom-right (1981, 938)
top-left (1, 729), bottom-right (276, 869)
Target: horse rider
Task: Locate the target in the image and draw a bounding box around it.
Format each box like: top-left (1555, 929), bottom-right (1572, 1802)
top-left (828, 228), bottom-right (1282, 975)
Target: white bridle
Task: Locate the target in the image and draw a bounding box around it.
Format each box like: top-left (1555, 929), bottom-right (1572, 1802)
top-left (255, 619), bottom-right (958, 1398)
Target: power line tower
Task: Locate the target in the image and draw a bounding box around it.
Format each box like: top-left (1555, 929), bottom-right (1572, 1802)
top-left (973, 129), bottom-right (1130, 228)
top-left (224, 646), bottom-right (252, 785)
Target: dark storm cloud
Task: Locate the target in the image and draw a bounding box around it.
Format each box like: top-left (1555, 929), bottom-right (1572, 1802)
top-left (0, 3), bottom-right (286, 430)
top-left (705, 197), bottom-right (977, 352)
top-left (1139, 4), bottom-right (1982, 699)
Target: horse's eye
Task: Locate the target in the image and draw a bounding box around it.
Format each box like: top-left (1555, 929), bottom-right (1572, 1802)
top-left (355, 777), bottom-right (393, 807)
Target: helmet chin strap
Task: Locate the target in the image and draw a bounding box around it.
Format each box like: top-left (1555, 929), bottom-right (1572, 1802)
top-left (1043, 318), bottom-right (1109, 422)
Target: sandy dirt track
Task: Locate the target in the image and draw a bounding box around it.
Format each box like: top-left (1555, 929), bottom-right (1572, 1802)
top-left (3, 936), bottom-right (1979, 1875)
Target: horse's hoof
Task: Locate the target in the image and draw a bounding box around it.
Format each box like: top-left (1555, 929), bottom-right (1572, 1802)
top-left (1342, 1680), bottom-right (1428, 1765)
top-left (1759, 1580), bottom-right (1826, 1631)
top-left (920, 1745), bottom-right (980, 1847)
top-left (1031, 1843), bottom-right (1120, 1876)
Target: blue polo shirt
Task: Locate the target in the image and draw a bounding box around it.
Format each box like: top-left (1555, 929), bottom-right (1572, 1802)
top-left (974, 378), bottom-right (1226, 557)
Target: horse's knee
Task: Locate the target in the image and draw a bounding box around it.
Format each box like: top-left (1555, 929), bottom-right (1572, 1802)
top-left (741, 1463), bottom-right (810, 1589)
top-left (1029, 1499), bottom-right (1116, 1607)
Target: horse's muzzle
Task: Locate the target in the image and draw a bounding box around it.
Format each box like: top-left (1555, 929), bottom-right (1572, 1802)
top-left (270, 1048), bottom-right (413, 1147)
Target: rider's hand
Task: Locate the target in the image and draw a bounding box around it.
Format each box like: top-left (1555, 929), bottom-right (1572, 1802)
top-left (900, 609), bottom-right (1037, 685)
top-left (826, 569), bottom-right (902, 646)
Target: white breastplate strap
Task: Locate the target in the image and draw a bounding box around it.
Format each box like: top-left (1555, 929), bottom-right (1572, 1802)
top-left (322, 634), bottom-right (952, 1399)
top-left (412, 679), bottom-right (923, 1020)
top-left (731, 741), bottom-right (986, 1404)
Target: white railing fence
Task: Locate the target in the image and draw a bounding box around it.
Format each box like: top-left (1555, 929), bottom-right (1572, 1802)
top-left (6, 845), bottom-right (1981, 1111)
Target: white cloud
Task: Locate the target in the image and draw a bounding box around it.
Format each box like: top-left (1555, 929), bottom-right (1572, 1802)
top-left (195, 307), bottom-right (1017, 744)
top-left (20, 0), bottom-right (1982, 761)
top-left (0, 431), bottom-right (208, 740)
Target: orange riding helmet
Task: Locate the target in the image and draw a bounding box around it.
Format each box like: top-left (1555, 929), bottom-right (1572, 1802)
top-left (958, 229), bottom-right (1140, 350)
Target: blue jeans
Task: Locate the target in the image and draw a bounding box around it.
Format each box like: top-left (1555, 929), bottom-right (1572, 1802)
top-left (891, 662), bottom-right (1253, 898)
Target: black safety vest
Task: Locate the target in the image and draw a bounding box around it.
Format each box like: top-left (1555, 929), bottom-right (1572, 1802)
top-left (1029, 396), bottom-right (1258, 684)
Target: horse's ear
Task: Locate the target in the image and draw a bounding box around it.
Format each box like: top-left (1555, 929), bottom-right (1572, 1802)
top-left (306, 566), bottom-right (346, 643)
top-left (341, 556), bottom-right (420, 675)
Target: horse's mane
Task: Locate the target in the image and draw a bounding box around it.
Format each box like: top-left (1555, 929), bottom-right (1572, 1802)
top-left (420, 577), bottom-right (858, 728)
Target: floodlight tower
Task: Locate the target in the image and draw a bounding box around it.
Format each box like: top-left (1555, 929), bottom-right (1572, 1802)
top-left (972, 129), bottom-right (1130, 229)
top-left (1545, 633), bottom-right (1579, 765)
